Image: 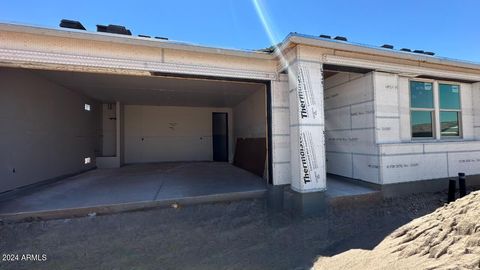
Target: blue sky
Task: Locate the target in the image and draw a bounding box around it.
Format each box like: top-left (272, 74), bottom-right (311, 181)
top-left (1, 0), bottom-right (479, 63)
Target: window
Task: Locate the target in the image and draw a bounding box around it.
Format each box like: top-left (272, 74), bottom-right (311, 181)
top-left (84, 104), bottom-right (91, 111)
top-left (439, 84), bottom-right (461, 137)
top-left (411, 111), bottom-right (434, 138)
top-left (410, 81), bottom-right (434, 138)
top-left (410, 81), bottom-right (462, 139)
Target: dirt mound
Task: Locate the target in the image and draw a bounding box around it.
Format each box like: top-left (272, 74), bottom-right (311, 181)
top-left (314, 191), bottom-right (480, 270)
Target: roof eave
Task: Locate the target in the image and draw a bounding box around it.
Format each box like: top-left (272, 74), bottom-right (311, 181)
top-left (280, 33), bottom-right (480, 72)
top-left (0, 22), bottom-right (275, 60)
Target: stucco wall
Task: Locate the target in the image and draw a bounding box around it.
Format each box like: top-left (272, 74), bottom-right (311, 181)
top-left (123, 105), bottom-right (233, 163)
top-left (0, 67), bottom-right (100, 193)
top-left (324, 72), bottom-right (380, 183)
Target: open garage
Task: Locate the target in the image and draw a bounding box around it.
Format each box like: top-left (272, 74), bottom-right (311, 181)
top-left (0, 67), bottom-right (270, 215)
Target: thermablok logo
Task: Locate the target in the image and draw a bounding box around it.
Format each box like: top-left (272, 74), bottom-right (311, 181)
top-left (297, 67), bottom-right (308, 119)
top-left (299, 134), bottom-right (311, 184)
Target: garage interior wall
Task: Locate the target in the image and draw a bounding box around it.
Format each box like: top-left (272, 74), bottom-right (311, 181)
top-left (123, 105), bottom-right (233, 163)
top-left (101, 103), bottom-right (116, 157)
top-left (324, 72), bottom-right (380, 184)
top-left (233, 88), bottom-right (266, 140)
top-left (0, 67), bottom-right (101, 193)
top-left (232, 88), bottom-right (267, 177)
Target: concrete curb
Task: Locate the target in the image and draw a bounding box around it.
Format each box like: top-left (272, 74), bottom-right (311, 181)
top-left (0, 189), bottom-right (267, 223)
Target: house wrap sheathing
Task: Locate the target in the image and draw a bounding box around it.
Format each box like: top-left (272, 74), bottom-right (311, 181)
top-left (1, 22), bottom-right (480, 193)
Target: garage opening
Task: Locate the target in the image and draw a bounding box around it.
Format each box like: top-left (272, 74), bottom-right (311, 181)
top-left (0, 67), bottom-right (270, 215)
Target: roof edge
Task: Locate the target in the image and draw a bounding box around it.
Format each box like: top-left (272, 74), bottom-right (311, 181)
top-left (2, 22), bottom-right (480, 73)
top-left (0, 22), bottom-right (274, 60)
top-left (282, 33), bottom-right (480, 71)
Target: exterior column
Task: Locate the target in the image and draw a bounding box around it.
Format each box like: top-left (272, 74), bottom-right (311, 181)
top-left (288, 61), bottom-right (326, 192)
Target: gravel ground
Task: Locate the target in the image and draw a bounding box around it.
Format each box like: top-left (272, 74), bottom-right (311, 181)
top-left (0, 191), bottom-right (452, 270)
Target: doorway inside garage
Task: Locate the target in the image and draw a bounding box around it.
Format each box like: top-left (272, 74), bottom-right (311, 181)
top-left (0, 67), bottom-right (271, 216)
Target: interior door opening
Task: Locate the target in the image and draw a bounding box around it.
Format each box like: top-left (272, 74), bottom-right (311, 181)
top-left (212, 112), bottom-right (229, 162)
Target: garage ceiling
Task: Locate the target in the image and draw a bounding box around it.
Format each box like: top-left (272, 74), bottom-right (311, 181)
top-left (34, 70), bottom-right (265, 107)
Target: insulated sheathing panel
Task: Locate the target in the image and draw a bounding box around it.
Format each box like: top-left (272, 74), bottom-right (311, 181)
top-left (272, 133), bottom-right (291, 185)
top-left (374, 72), bottom-right (402, 143)
top-left (323, 72), bottom-right (350, 89)
top-left (398, 77), bottom-right (411, 141)
top-left (473, 83), bottom-right (480, 136)
top-left (272, 108), bottom-right (290, 135)
top-left (325, 130), bottom-right (351, 152)
top-left (325, 129), bottom-right (377, 155)
top-left (423, 141), bottom-right (480, 152)
top-left (291, 125), bottom-right (326, 191)
top-left (289, 61), bottom-right (326, 192)
top-left (325, 106), bottom-right (350, 130)
top-left (447, 151), bottom-right (480, 177)
top-left (272, 162), bottom-right (291, 185)
top-left (379, 144), bottom-right (423, 156)
top-left (273, 135), bottom-right (291, 163)
top-left (324, 72), bottom-right (377, 183)
top-left (474, 83), bottom-right (480, 139)
top-left (271, 77), bottom-right (291, 185)
top-left (460, 83), bottom-right (474, 140)
top-left (326, 152), bottom-right (352, 178)
top-left (351, 101), bottom-right (375, 129)
top-left (381, 153), bottom-right (448, 184)
top-left (380, 141), bottom-right (480, 182)
top-left (351, 129), bottom-right (377, 154)
top-left (271, 77), bottom-right (290, 136)
top-left (375, 118), bottom-right (401, 143)
top-left (324, 73), bottom-right (373, 110)
top-left (272, 76), bottom-right (290, 107)
top-left (374, 72), bottom-right (400, 118)
top-left (353, 154), bottom-right (379, 183)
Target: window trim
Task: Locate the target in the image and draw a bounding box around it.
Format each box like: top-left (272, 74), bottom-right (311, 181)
top-left (408, 79), bottom-right (463, 141)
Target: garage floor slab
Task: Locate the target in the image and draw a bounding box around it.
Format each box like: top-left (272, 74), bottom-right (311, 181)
top-left (0, 162), bottom-right (267, 217)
